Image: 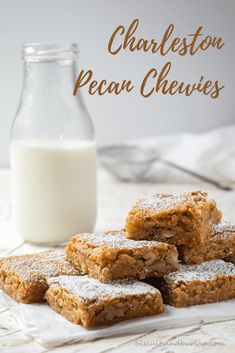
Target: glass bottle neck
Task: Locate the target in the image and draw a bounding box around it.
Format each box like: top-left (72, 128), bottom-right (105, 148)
top-left (22, 60), bottom-right (76, 99)
top-left (11, 43), bottom-right (94, 143)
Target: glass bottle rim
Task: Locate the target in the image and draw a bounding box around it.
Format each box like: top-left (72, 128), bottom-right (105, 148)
top-left (22, 42), bottom-right (79, 62)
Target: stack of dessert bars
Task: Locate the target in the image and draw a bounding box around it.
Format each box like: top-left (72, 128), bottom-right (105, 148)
top-left (0, 191), bottom-right (235, 329)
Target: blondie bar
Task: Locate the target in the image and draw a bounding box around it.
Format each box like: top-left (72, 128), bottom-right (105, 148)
top-left (0, 251), bottom-right (80, 303)
top-left (178, 219), bottom-right (235, 264)
top-left (45, 275), bottom-right (164, 328)
top-left (155, 260), bottom-right (235, 307)
top-left (66, 231), bottom-right (178, 282)
top-left (125, 191), bottom-right (221, 245)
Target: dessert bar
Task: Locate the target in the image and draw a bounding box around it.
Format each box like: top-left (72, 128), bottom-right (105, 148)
top-left (66, 230), bottom-right (178, 282)
top-left (178, 219), bottom-right (235, 264)
top-left (155, 260), bottom-right (235, 307)
top-left (125, 191), bottom-right (221, 245)
top-left (0, 251), bottom-right (79, 303)
top-left (45, 275), bottom-right (164, 328)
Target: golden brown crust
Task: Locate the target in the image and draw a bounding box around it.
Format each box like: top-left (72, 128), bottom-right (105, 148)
top-left (178, 220), bottom-right (235, 264)
top-left (125, 191), bottom-right (222, 245)
top-left (0, 251), bottom-right (80, 303)
top-left (151, 260), bottom-right (235, 307)
top-left (45, 275), bottom-right (164, 328)
top-left (66, 230), bottom-right (179, 282)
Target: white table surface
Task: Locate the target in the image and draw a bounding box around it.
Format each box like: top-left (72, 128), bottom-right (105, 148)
top-left (0, 167), bottom-right (235, 353)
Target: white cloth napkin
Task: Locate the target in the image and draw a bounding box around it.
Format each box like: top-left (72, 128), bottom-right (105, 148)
top-left (136, 124), bottom-right (235, 184)
top-left (2, 292), bottom-right (235, 348)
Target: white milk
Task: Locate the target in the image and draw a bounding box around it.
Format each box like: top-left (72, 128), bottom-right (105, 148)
top-left (10, 139), bottom-right (97, 243)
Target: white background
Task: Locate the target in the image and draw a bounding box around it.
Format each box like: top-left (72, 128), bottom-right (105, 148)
top-left (0, 0), bottom-right (234, 166)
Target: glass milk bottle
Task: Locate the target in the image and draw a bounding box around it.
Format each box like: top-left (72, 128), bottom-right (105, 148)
top-left (10, 43), bottom-right (96, 244)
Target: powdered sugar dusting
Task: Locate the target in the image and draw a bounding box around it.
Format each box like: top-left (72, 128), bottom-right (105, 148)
top-left (136, 191), bottom-right (207, 213)
top-left (165, 260), bottom-right (235, 282)
top-left (48, 275), bottom-right (160, 301)
top-left (213, 219), bottom-right (235, 236)
top-left (75, 231), bottom-right (167, 249)
top-left (0, 251), bottom-right (79, 281)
